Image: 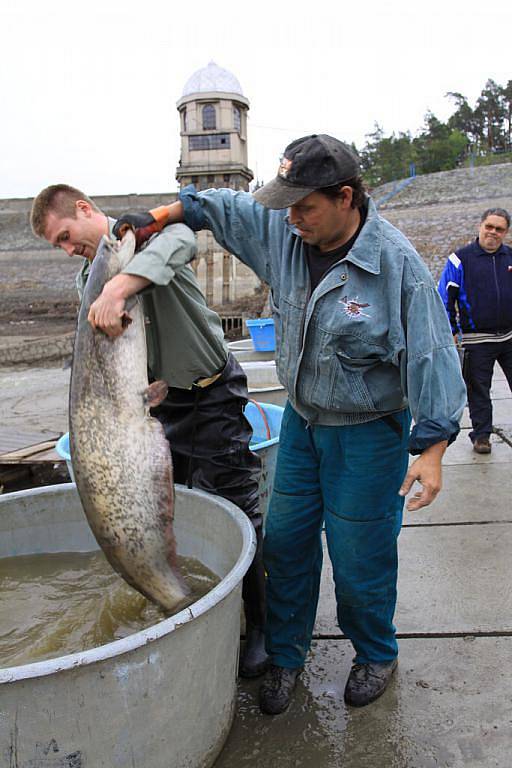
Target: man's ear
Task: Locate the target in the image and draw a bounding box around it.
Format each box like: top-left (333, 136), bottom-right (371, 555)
top-left (338, 186), bottom-right (354, 209)
top-left (75, 199), bottom-right (92, 217)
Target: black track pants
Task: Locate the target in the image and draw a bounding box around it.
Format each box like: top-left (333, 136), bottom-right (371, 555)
top-left (465, 340), bottom-right (512, 441)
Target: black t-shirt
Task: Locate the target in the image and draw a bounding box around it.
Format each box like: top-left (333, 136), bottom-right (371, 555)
top-left (306, 204), bottom-right (368, 292)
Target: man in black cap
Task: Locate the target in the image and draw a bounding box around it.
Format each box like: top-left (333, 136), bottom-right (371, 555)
top-left (113, 135), bottom-right (466, 713)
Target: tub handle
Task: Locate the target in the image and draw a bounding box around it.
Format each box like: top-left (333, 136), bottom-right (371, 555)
top-left (248, 399), bottom-right (272, 441)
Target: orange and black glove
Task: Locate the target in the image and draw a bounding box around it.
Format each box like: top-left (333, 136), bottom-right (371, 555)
top-left (113, 206), bottom-right (170, 248)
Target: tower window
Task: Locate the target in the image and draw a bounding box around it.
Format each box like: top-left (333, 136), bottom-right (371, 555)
top-left (189, 134), bottom-right (231, 151)
top-left (182, 107), bottom-right (187, 132)
top-left (202, 104), bottom-right (216, 130)
top-left (233, 106), bottom-right (241, 133)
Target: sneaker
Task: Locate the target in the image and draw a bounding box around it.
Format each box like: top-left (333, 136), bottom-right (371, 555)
top-left (473, 437), bottom-right (491, 454)
top-left (344, 659), bottom-right (398, 708)
top-left (239, 627), bottom-right (270, 678)
top-left (259, 664), bottom-right (302, 715)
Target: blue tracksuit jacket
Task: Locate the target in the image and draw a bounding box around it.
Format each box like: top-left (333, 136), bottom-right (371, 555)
top-left (438, 239), bottom-right (512, 335)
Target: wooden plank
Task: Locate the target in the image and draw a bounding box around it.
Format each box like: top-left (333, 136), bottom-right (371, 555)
top-left (0, 430), bottom-right (60, 455)
top-left (0, 440), bottom-right (59, 462)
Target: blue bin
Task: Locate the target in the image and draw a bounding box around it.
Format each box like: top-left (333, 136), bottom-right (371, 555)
top-left (245, 401), bottom-right (283, 520)
top-left (56, 403), bottom-right (284, 519)
top-left (246, 318), bottom-right (275, 352)
top-left (56, 433), bottom-right (74, 481)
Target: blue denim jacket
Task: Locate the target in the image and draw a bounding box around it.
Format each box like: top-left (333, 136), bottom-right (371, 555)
top-left (180, 186), bottom-right (466, 453)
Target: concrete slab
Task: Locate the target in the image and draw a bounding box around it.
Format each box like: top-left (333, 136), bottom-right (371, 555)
top-left (216, 638), bottom-right (512, 768)
top-left (492, 398), bottom-right (512, 425)
top-left (490, 379), bottom-right (511, 399)
top-left (315, 524), bottom-right (512, 635)
top-left (442, 429), bottom-right (512, 465)
top-left (460, 399), bottom-right (512, 429)
top-left (0, 365), bottom-right (70, 435)
top-left (496, 426), bottom-right (512, 446)
top-left (404, 464), bottom-right (512, 525)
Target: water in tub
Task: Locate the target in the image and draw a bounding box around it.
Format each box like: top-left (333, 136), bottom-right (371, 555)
top-left (0, 551), bottom-right (219, 667)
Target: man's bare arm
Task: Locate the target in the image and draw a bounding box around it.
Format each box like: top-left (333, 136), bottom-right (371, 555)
top-left (88, 273), bottom-right (151, 338)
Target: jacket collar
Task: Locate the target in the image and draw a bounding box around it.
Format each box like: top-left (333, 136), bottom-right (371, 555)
top-left (286, 195), bottom-right (383, 275)
top-left (344, 196), bottom-right (381, 275)
top-left (474, 236), bottom-right (508, 257)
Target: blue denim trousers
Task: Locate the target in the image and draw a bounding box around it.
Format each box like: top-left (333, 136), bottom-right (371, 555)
top-left (264, 403), bottom-right (411, 668)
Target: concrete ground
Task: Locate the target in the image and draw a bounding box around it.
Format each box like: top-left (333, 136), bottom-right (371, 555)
top-left (0, 365), bottom-right (511, 767)
top-left (217, 367), bottom-right (512, 768)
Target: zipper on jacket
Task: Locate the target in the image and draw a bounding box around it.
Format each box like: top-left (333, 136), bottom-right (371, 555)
top-left (492, 254), bottom-right (501, 329)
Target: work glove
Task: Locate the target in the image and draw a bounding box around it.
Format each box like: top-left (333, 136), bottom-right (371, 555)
top-left (113, 206), bottom-right (170, 248)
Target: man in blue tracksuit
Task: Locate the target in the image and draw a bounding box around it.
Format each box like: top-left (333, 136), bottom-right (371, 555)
top-left (438, 208), bottom-right (512, 454)
top-left (114, 135), bottom-right (466, 713)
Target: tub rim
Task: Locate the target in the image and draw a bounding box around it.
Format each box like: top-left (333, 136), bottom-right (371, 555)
top-left (0, 483), bottom-right (255, 685)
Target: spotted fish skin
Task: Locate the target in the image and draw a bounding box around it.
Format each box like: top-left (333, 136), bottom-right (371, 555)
top-left (69, 231), bottom-right (188, 611)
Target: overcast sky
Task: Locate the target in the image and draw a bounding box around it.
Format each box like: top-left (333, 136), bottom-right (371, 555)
top-left (0, 0), bottom-right (510, 199)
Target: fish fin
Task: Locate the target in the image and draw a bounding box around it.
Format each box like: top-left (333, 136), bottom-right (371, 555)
top-left (121, 312), bottom-right (133, 329)
top-left (144, 380), bottom-right (169, 407)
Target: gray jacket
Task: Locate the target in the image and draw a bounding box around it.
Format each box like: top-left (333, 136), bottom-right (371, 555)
top-left (180, 187), bottom-right (466, 453)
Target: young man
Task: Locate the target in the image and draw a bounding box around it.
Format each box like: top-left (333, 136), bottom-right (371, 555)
top-left (113, 134), bottom-right (466, 713)
top-left (30, 184), bottom-right (267, 678)
top-left (438, 208), bottom-right (512, 454)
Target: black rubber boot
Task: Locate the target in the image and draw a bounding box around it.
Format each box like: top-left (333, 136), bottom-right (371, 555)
top-left (259, 665), bottom-right (303, 715)
top-left (344, 659), bottom-right (398, 707)
top-left (239, 625), bottom-right (269, 678)
top-left (239, 520), bottom-right (269, 678)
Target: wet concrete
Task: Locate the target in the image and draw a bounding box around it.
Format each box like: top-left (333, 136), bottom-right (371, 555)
top-left (217, 638), bottom-right (512, 768)
top-left (315, 523), bottom-right (512, 635)
top-left (0, 365), bottom-right (70, 438)
top-left (0, 364), bottom-right (511, 767)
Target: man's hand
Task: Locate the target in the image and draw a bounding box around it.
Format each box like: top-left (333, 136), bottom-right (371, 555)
top-left (113, 206), bottom-right (171, 247)
top-left (88, 273), bottom-right (151, 338)
top-left (399, 441), bottom-right (448, 511)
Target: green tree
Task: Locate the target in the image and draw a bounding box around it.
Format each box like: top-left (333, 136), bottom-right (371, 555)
top-left (474, 79), bottom-right (506, 152)
top-left (360, 124), bottom-right (414, 186)
top-left (503, 80), bottom-right (512, 151)
top-left (413, 112), bottom-right (468, 173)
top-left (446, 92), bottom-right (480, 148)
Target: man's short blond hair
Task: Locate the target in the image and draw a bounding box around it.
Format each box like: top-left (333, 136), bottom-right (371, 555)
top-left (30, 184), bottom-right (100, 238)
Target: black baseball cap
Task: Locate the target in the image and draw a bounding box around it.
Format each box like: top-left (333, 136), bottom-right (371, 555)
top-left (253, 134), bottom-right (360, 209)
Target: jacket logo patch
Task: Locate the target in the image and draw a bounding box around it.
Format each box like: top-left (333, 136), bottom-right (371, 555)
top-left (278, 157), bottom-right (293, 179)
top-left (339, 295), bottom-right (371, 318)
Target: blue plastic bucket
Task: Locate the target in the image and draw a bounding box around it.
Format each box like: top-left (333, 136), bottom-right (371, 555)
top-left (246, 318), bottom-right (275, 352)
top-left (244, 401), bottom-right (282, 450)
top-left (56, 433), bottom-right (74, 481)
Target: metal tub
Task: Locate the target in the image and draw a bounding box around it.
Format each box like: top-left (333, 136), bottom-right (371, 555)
top-left (228, 338), bottom-right (275, 363)
top-left (0, 483), bottom-right (255, 768)
top-left (243, 360), bottom-right (287, 408)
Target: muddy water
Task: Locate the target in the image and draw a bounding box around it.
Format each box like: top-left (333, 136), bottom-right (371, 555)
top-left (0, 551), bottom-right (219, 668)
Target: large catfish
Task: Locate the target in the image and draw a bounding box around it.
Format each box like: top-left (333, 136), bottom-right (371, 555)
top-left (69, 230), bottom-right (188, 611)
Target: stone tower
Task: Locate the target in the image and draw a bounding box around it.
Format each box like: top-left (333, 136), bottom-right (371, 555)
top-left (176, 61), bottom-right (253, 191)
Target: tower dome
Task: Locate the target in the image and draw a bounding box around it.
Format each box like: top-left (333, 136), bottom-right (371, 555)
top-left (176, 62), bottom-right (252, 193)
top-left (182, 61), bottom-right (244, 97)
